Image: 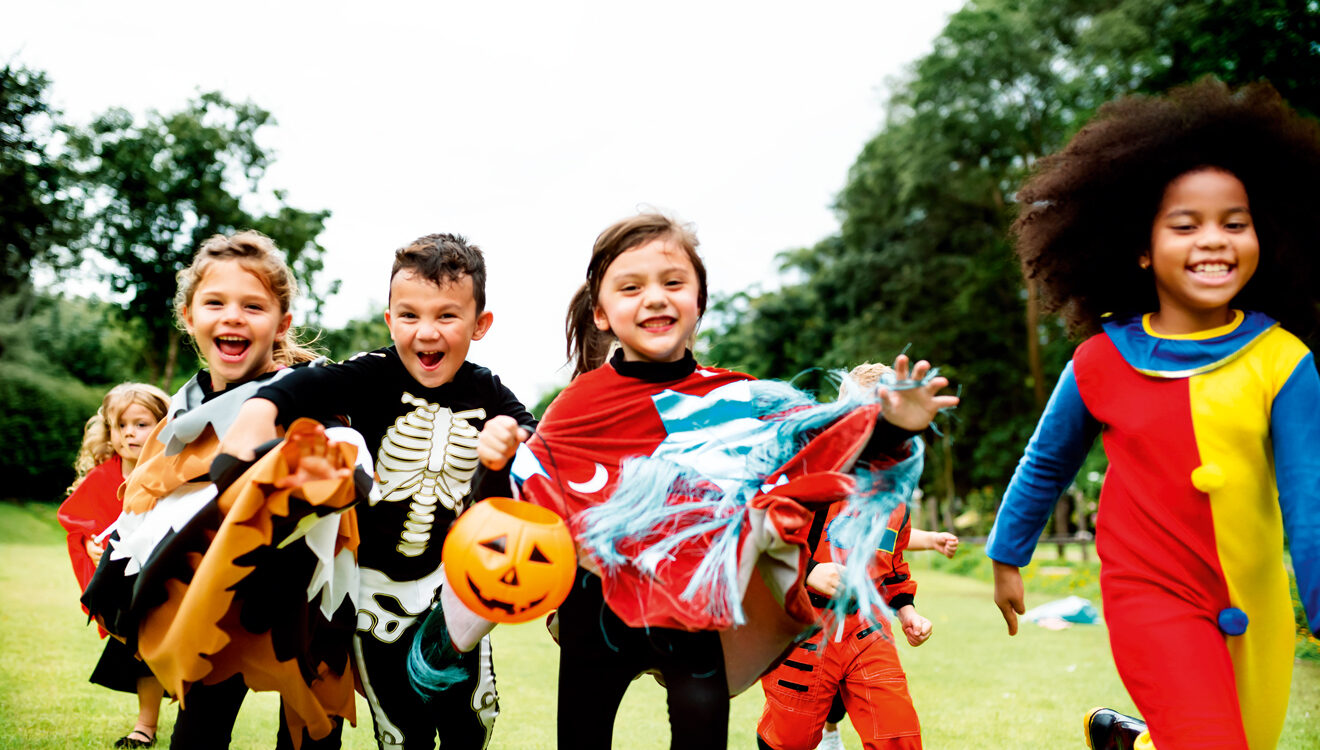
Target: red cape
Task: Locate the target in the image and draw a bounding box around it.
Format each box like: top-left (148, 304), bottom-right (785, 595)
top-left (58, 454), bottom-right (124, 635)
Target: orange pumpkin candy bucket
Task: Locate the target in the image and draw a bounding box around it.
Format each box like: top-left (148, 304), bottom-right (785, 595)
top-left (441, 497), bottom-right (576, 624)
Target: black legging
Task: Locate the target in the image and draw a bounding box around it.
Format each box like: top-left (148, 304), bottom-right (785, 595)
top-left (168, 674), bottom-right (343, 749)
top-left (556, 568), bottom-right (729, 750)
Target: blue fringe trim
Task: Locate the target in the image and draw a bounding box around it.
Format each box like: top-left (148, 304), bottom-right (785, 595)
top-left (406, 602), bottom-right (471, 699)
top-left (576, 368), bottom-right (937, 627)
top-left (824, 437), bottom-right (925, 627)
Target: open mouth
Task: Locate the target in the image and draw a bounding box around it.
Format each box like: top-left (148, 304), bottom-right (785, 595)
top-left (417, 350), bottom-right (444, 369)
top-left (214, 335), bottom-right (251, 360)
top-left (640, 316), bottom-right (676, 331)
top-left (1188, 261), bottom-right (1235, 282)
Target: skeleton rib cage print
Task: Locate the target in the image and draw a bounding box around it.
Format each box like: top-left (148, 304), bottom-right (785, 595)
top-left (375, 392), bottom-right (485, 557)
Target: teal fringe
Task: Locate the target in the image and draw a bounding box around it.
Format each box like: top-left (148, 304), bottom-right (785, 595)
top-left (577, 369), bottom-right (936, 627)
top-left (407, 601), bottom-right (471, 699)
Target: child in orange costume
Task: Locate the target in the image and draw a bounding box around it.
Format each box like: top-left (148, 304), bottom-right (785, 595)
top-left (59, 382), bottom-right (170, 748)
top-left (757, 364), bottom-right (935, 750)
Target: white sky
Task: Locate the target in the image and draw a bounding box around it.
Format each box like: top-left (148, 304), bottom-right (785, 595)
top-left (6, 0), bottom-right (960, 404)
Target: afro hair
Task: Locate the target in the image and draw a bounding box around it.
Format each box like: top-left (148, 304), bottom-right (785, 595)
top-left (1014, 78), bottom-right (1320, 341)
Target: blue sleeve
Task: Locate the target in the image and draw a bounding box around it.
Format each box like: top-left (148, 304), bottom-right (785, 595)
top-left (986, 361), bottom-right (1100, 567)
top-left (1270, 351), bottom-right (1320, 635)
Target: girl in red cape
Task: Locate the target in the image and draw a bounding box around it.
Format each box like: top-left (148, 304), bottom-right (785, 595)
top-left (477, 212), bottom-right (957, 750)
top-left (59, 382), bottom-right (170, 748)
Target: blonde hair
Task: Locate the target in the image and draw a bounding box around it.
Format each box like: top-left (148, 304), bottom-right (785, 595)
top-left (68, 382), bottom-right (170, 494)
top-left (839, 362), bottom-right (894, 400)
top-left (174, 230), bottom-right (320, 367)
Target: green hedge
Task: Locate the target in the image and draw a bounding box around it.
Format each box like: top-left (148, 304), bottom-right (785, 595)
top-left (0, 361), bottom-right (106, 501)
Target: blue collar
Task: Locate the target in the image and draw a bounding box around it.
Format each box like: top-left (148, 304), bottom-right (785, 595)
top-left (1101, 310), bottom-right (1278, 378)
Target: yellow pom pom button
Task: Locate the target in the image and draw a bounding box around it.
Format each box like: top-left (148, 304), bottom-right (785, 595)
top-left (1190, 463), bottom-right (1225, 493)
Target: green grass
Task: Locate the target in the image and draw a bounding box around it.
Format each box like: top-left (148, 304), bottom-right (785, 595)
top-left (2, 501), bottom-right (1317, 749)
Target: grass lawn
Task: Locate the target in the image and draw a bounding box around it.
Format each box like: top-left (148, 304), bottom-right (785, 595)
top-left (1, 500), bottom-right (1316, 749)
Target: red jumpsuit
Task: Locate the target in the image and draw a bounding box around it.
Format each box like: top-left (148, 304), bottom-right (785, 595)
top-left (758, 503), bottom-right (922, 750)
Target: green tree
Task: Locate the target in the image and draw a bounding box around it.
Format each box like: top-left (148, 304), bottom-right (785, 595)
top-left (704, 0), bottom-right (1320, 524)
top-left (65, 92), bottom-right (333, 386)
top-left (0, 290), bottom-right (150, 499)
top-left (0, 63), bottom-right (81, 297)
top-left (312, 311), bottom-right (391, 362)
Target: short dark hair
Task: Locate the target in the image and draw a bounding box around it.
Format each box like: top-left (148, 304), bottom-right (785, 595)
top-left (390, 233), bottom-right (488, 312)
top-left (1015, 78), bottom-right (1320, 340)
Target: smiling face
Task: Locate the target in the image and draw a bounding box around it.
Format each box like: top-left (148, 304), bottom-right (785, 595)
top-left (385, 270), bottom-right (494, 388)
top-left (110, 402), bottom-right (160, 464)
top-left (592, 237), bottom-right (702, 364)
top-left (1144, 168), bottom-right (1260, 335)
top-left (181, 259), bottom-right (292, 391)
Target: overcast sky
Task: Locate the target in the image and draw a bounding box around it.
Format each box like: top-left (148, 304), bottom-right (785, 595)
top-left (6, 0), bottom-right (960, 404)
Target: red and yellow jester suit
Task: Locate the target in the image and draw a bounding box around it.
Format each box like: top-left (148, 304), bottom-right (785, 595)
top-left (759, 501), bottom-right (922, 750)
top-left (987, 310), bottom-right (1320, 749)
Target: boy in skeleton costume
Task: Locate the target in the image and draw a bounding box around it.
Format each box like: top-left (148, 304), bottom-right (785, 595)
top-left (225, 234), bottom-right (534, 750)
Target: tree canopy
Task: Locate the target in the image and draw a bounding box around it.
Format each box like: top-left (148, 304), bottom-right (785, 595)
top-left (703, 0), bottom-right (1320, 529)
top-left (65, 92), bottom-right (333, 384)
top-left (0, 63), bottom-right (81, 296)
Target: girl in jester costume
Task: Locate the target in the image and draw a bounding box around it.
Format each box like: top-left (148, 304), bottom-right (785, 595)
top-left (986, 80), bottom-right (1320, 750)
top-left (473, 212), bottom-right (958, 749)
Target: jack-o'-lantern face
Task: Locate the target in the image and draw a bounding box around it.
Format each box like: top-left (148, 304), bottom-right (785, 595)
top-left (442, 497), bottom-right (576, 623)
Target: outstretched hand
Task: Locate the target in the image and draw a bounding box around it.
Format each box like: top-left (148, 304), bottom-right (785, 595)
top-left (879, 354), bottom-right (959, 432)
top-left (275, 423), bottom-right (351, 489)
top-left (478, 415), bottom-right (531, 471)
top-left (993, 560), bottom-right (1026, 636)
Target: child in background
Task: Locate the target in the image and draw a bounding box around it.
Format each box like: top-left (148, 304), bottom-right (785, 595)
top-left (814, 525), bottom-right (957, 750)
top-left (758, 363), bottom-right (946, 750)
top-left (479, 212), bottom-right (957, 749)
top-left (986, 80), bottom-right (1320, 750)
top-left (59, 382), bottom-right (170, 749)
top-left (222, 233), bottom-right (534, 749)
top-left (81, 230), bottom-right (362, 750)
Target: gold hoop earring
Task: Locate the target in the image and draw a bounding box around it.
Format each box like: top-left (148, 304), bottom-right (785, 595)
top-left (1139, 259), bottom-right (1151, 270)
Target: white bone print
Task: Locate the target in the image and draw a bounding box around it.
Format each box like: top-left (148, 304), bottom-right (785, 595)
top-left (375, 393), bottom-right (484, 557)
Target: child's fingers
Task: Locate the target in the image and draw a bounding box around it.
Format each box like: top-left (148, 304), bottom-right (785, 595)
top-left (910, 359), bottom-right (931, 380)
top-left (933, 395), bottom-right (960, 409)
top-left (892, 354), bottom-right (909, 380)
top-left (997, 600), bottom-right (1019, 636)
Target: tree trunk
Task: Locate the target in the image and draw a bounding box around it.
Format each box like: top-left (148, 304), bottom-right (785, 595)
top-left (1053, 493), bottom-right (1070, 560)
top-left (941, 433), bottom-right (956, 533)
top-left (1025, 276), bottom-right (1047, 410)
top-left (162, 328), bottom-right (180, 389)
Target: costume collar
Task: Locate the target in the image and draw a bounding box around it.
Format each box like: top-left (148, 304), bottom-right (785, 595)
top-left (609, 348), bottom-right (698, 382)
top-left (159, 360), bottom-right (326, 455)
top-left (1102, 310), bottom-right (1278, 378)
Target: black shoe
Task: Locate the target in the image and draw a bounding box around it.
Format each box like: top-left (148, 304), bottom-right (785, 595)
top-left (1085, 707), bottom-right (1146, 750)
top-left (113, 728), bottom-right (157, 748)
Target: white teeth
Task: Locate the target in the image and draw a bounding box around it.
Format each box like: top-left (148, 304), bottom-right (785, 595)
top-left (1191, 262), bottom-right (1230, 276)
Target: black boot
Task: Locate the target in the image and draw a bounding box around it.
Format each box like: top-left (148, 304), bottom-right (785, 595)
top-left (1085, 707), bottom-right (1147, 750)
